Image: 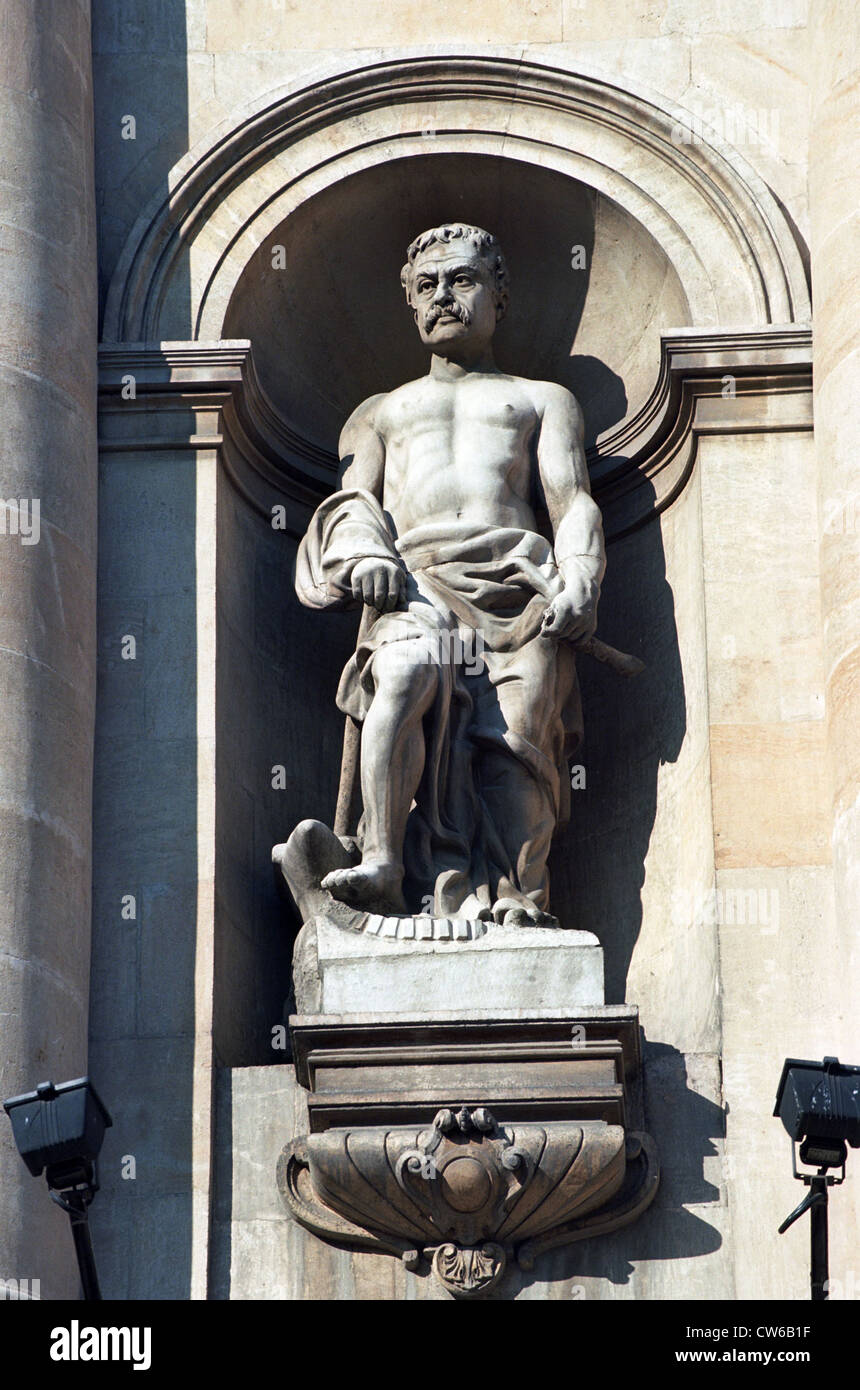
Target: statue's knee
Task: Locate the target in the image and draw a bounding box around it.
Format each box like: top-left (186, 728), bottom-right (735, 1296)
top-left (373, 639), bottom-right (438, 698)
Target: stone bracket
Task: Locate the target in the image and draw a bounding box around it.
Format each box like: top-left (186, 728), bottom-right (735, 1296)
top-left (280, 1010), bottom-right (658, 1296)
top-left (278, 1109), bottom-right (659, 1298)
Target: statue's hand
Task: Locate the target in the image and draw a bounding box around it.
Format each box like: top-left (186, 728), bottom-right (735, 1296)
top-left (540, 578), bottom-right (598, 643)
top-left (350, 557), bottom-right (405, 612)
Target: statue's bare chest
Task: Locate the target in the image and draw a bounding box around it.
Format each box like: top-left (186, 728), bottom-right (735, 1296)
top-left (377, 378), bottom-right (540, 524)
top-left (378, 378), bottom-right (538, 462)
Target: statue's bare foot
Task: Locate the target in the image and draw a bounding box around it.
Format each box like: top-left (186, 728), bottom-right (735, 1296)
top-left (521, 908), bottom-right (561, 928)
top-left (321, 860), bottom-right (407, 913)
top-left (506, 908), bottom-right (561, 928)
top-left (493, 897), bottom-right (561, 929)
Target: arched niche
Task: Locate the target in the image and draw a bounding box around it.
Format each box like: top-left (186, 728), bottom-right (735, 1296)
top-left (105, 53), bottom-right (809, 351)
top-left (97, 52), bottom-right (813, 1067)
top-left (103, 51), bottom-right (810, 532)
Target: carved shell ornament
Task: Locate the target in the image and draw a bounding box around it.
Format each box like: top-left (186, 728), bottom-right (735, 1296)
top-left (278, 1106), bottom-right (658, 1298)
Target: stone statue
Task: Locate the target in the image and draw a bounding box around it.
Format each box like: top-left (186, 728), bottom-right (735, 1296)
top-left (277, 226), bottom-right (656, 1284)
top-left (285, 223), bottom-right (614, 931)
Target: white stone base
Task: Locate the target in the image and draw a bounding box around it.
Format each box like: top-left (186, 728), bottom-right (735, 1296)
top-left (294, 915), bottom-right (604, 1014)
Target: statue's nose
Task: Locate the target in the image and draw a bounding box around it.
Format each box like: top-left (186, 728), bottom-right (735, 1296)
top-left (432, 282), bottom-right (453, 304)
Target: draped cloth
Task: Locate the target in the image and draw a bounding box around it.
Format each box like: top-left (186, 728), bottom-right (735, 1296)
top-left (296, 488), bottom-right (582, 919)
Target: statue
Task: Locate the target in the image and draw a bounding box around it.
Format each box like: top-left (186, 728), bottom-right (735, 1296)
top-left (286, 223), bottom-right (626, 931)
top-left (276, 227), bottom-right (660, 1284)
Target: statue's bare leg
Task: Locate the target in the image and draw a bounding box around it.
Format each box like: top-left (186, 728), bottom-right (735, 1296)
top-left (476, 637), bottom-right (574, 926)
top-left (478, 748), bottom-right (559, 925)
top-left (322, 638), bottom-right (438, 912)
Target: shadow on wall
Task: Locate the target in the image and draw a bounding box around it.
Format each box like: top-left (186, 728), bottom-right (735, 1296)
top-left (511, 1041), bottom-right (726, 1298)
top-left (89, 0), bottom-right (195, 1300)
top-left (550, 473), bottom-right (686, 1002)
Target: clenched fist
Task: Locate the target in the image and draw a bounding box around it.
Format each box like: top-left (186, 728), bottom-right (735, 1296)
top-left (350, 557), bottom-right (405, 612)
top-left (540, 575), bottom-right (598, 643)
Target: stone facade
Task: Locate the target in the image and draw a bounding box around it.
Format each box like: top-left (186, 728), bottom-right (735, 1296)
top-left (0, 1), bottom-right (857, 1300)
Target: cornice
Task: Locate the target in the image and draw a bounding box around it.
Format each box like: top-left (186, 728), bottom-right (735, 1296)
top-left (97, 327), bottom-right (812, 540)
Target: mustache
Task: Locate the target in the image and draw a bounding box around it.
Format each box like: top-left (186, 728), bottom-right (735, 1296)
top-left (424, 301), bottom-right (472, 329)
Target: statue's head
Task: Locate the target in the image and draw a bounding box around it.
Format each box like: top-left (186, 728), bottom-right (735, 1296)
top-left (400, 224), bottom-right (509, 355)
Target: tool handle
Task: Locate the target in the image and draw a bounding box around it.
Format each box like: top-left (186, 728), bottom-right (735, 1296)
top-left (576, 636), bottom-right (646, 677)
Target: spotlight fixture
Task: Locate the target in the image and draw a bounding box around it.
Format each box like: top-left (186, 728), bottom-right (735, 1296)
top-left (3, 1077), bottom-right (112, 1301)
top-left (774, 1056), bottom-right (860, 1300)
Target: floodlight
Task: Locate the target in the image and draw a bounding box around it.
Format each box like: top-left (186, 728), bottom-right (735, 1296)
top-left (3, 1077), bottom-right (112, 1301)
top-left (774, 1056), bottom-right (859, 1301)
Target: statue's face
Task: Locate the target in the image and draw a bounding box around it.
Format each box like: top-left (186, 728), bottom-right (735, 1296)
top-left (408, 241), bottom-right (500, 353)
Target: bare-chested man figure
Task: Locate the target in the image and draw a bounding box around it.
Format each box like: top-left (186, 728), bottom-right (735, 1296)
top-left (296, 224), bottom-right (605, 926)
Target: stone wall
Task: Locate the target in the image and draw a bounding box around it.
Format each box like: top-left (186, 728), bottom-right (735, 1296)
top-left (80, 0), bottom-right (860, 1301)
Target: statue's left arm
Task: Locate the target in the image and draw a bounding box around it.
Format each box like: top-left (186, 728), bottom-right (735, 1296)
top-left (535, 383), bottom-right (606, 642)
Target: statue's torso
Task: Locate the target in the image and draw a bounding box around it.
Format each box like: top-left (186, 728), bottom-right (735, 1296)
top-left (375, 372), bottom-right (542, 537)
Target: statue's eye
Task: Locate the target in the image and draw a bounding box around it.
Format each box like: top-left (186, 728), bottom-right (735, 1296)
top-left (417, 281), bottom-right (434, 294)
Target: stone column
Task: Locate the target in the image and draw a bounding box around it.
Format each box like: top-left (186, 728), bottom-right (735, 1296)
top-left (811, 5), bottom-right (860, 971)
top-left (0, 1), bottom-right (98, 1297)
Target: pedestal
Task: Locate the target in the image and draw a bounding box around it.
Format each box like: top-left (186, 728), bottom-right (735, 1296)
top-left (279, 927), bottom-right (659, 1297)
top-left (294, 914), bottom-right (604, 1014)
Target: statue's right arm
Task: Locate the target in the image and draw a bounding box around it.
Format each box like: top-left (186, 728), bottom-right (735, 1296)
top-left (337, 394), bottom-right (387, 492)
top-left (337, 395), bottom-right (405, 613)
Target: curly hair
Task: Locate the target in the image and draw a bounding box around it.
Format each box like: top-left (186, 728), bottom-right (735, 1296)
top-left (400, 224), bottom-right (509, 311)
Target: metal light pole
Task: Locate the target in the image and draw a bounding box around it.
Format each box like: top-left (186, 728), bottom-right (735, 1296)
top-left (3, 1078), bottom-right (112, 1302)
top-left (777, 1163), bottom-right (835, 1300)
top-left (774, 1056), bottom-right (859, 1301)
top-left (46, 1157), bottom-right (104, 1301)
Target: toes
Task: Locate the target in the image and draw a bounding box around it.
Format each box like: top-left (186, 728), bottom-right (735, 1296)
top-left (322, 868), bottom-right (358, 901)
top-left (497, 905), bottom-right (560, 929)
top-left (492, 897), bottom-right (523, 923)
top-left (530, 910), bottom-right (561, 929)
top-left (501, 907), bottom-right (532, 927)
top-left (321, 864), bottom-right (405, 913)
